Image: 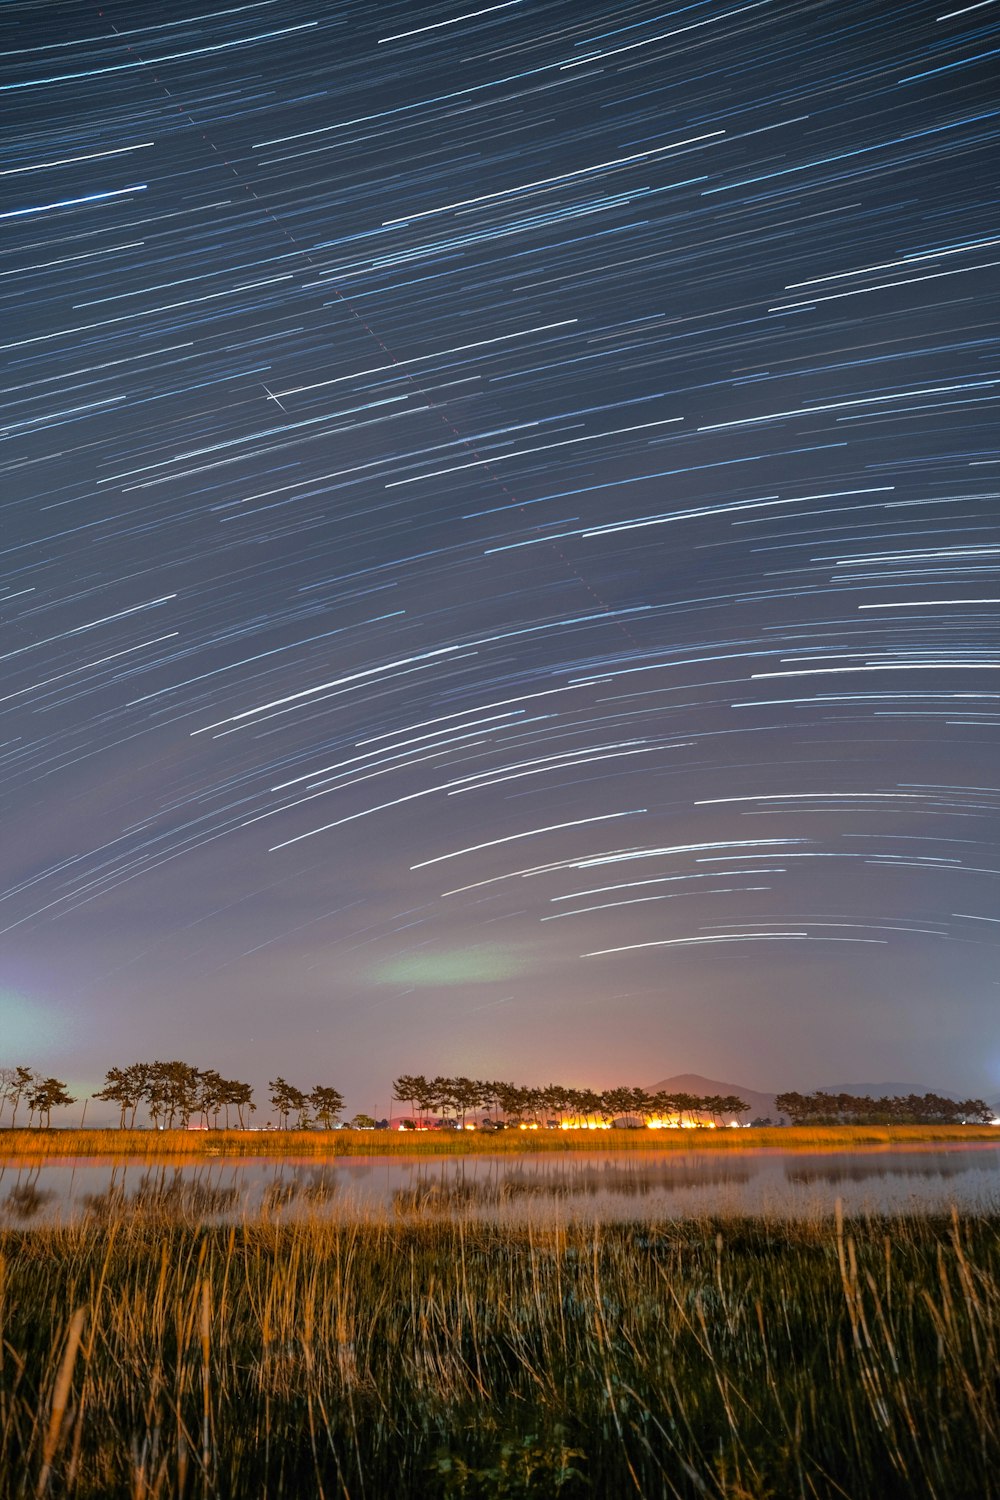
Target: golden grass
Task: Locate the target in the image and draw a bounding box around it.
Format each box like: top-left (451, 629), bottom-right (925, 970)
top-left (2, 1204), bottom-right (999, 1497)
top-left (1, 1121), bottom-right (997, 1160)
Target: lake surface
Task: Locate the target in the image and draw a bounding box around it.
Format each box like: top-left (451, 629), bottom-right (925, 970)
top-left (2, 1145), bottom-right (999, 1226)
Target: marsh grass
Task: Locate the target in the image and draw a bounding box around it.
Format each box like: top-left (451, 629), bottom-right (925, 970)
top-left (2, 1123), bottom-right (997, 1162)
top-left (1, 1204), bottom-right (999, 1498)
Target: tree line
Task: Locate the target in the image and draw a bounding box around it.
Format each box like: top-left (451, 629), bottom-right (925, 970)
top-left (391, 1074), bottom-right (750, 1127)
top-left (2, 1062), bottom-right (994, 1130)
top-left (0, 1067), bottom-right (75, 1128)
top-left (2, 1063), bottom-right (750, 1130)
top-left (0, 1062), bottom-right (351, 1130)
top-left (773, 1090), bottom-right (993, 1125)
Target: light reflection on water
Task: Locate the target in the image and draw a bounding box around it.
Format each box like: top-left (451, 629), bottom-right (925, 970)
top-left (1, 1146), bottom-right (999, 1226)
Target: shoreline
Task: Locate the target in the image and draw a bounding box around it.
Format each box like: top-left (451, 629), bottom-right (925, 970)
top-left (1, 1122), bottom-right (997, 1159)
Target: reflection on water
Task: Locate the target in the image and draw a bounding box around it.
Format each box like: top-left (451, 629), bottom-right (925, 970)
top-left (261, 1169), bottom-right (340, 1213)
top-left (2, 1181), bottom-right (54, 1221)
top-left (0, 1145), bottom-right (998, 1227)
top-left (392, 1159), bottom-right (753, 1216)
top-left (83, 1173), bottom-right (241, 1219)
top-left (785, 1154), bottom-right (1000, 1186)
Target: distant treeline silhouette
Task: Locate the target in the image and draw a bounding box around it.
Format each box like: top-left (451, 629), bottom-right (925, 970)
top-left (0, 1062), bottom-right (347, 1130)
top-left (774, 1090), bottom-right (993, 1125)
top-left (391, 1074), bottom-right (750, 1126)
top-left (1, 1062), bottom-right (749, 1130)
top-left (1, 1062), bottom-right (993, 1130)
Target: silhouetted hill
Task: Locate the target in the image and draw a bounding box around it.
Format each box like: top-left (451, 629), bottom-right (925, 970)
top-left (644, 1073), bottom-right (777, 1122)
top-left (643, 1075), bottom-right (992, 1124)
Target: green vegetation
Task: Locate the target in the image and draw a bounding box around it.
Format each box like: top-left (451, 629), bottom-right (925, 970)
top-left (1, 1205), bottom-right (998, 1497)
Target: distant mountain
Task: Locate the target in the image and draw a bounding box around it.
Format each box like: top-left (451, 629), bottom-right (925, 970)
top-left (641, 1075), bottom-right (994, 1124)
top-left (645, 1073), bottom-right (778, 1122)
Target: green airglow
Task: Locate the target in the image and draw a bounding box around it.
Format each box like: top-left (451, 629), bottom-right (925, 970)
top-left (0, 989), bottom-right (60, 1053)
top-left (372, 945), bottom-right (527, 986)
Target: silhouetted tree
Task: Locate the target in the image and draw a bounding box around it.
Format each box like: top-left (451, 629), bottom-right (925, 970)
top-left (154, 1061), bottom-right (201, 1128)
top-left (450, 1076), bottom-right (480, 1128)
top-left (958, 1098), bottom-right (993, 1124)
top-left (309, 1085), bottom-right (344, 1129)
top-left (268, 1077), bottom-right (298, 1129)
top-left (392, 1074), bottom-right (421, 1125)
top-left (95, 1064), bottom-right (151, 1129)
top-left (774, 1090), bottom-right (984, 1125)
top-left (196, 1069), bottom-right (226, 1129)
top-left (494, 1081), bottom-right (524, 1123)
top-left (602, 1086), bottom-right (636, 1123)
top-left (27, 1076), bottom-right (75, 1128)
top-left (0, 1068), bottom-right (15, 1128)
top-left (224, 1078), bottom-right (256, 1130)
top-left (3, 1066), bottom-right (36, 1128)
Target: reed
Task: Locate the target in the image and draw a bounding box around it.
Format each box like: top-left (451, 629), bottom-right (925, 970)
top-left (1, 1122), bottom-right (997, 1161)
top-left (1, 1203), bottom-right (998, 1497)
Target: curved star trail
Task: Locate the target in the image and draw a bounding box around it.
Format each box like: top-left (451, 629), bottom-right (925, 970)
top-left (2, 0), bottom-right (998, 1103)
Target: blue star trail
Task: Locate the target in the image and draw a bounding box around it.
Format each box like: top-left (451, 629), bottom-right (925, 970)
top-left (1, 0), bottom-right (997, 1101)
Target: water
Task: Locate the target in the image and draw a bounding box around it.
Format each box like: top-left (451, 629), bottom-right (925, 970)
top-left (2, 1144), bottom-right (999, 1226)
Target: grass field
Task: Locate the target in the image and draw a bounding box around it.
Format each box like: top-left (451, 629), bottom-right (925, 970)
top-left (1, 1122), bottom-right (998, 1161)
top-left (2, 1204), bottom-right (998, 1498)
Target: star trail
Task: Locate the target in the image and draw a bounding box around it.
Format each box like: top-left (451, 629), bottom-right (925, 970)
top-left (2, 0), bottom-right (998, 1104)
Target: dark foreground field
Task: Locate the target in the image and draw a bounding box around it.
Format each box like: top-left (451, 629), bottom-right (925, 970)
top-left (3, 1209), bottom-right (998, 1499)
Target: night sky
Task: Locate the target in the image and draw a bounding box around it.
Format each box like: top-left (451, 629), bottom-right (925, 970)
top-left (3, 0), bottom-right (999, 1116)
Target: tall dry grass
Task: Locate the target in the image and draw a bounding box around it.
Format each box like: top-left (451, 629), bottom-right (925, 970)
top-left (1, 1122), bottom-right (997, 1161)
top-left (1, 1204), bottom-right (998, 1497)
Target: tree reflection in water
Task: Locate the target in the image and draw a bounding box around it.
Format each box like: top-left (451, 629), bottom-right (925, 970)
top-left (786, 1153), bottom-right (1000, 1186)
top-left (392, 1158), bottom-right (754, 1216)
top-left (83, 1166), bottom-right (240, 1219)
top-left (1, 1181), bottom-right (53, 1220)
top-left (3, 1147), bottom-right (998, 1225)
